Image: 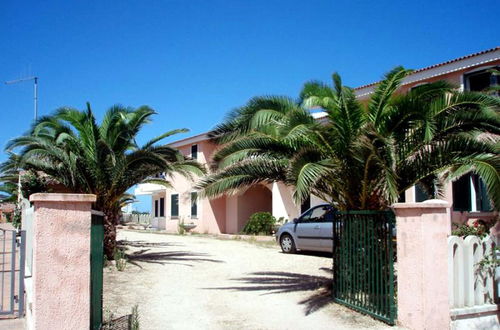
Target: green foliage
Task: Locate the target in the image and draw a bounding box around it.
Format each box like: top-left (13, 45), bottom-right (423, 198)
top-left (3, 103), bottom-right (205, 258)
top-left (477, 246), bottom-right (500, 272)
top-left (20, 170), bottom-right (49, 198)
top-left (452, 219), bottom-right (495, 239)
top-left (130, 305), bottom-right (140, 330)
top-left (452, 224), bottom-right (487, 238)
top-left (177, 218), bottom-right (185, 235)
top-left (199, 67), bottom-right (500, 211)
top-left (113, 248), bottom-right (127, 271)
top-left (11, 207), bottom-right (21, 229)
top-left (242, 212), bottom-right (276, 235)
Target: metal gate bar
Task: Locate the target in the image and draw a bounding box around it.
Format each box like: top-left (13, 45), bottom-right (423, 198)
top-left (0, 228), bottom-right (26, 317)
top-left (332, 210), bottom-right (396, 325)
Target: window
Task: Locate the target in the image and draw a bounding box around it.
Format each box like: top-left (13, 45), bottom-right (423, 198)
top-left (415, 183), bottom-right (430, 203)
top-left (191, 192), bottom-right (198, 218)
top-left (300, 205), bottom-right (333, 223)
top-left (159, 197), bottom-right (165, 217)
top-left (191, 144), bottom-right (198, 160)
top-left (171, 194), bottom-right (179, 217)
top-left (452, 174), bottom-right (492, 212)
top-left (465, 67), bottom-right (500, 93)
top-left (154, 200), bottom-right (159, 217)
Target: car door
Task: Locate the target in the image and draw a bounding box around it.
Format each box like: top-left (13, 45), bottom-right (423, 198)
top-left (320, 207), bottom-right (335, 252)
top-left (294, 205), bottom-right (327, 251)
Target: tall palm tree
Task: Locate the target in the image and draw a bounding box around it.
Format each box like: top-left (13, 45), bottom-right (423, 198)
top-left (199, 67), bottom-right (500, 211)
top-left (6, 103), bottom-right (204, 257)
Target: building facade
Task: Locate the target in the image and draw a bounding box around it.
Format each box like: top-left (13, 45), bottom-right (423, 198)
top-left (136, 47), bottom-right (500, 233)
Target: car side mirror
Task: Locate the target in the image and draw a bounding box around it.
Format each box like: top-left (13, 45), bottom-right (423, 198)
top-left (293, 218), bottom-right (298, 223)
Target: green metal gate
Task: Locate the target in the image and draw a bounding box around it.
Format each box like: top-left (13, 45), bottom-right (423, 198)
top-left (90, 211), bottom-right (104, 330)
top-left (332, 210), bottom-right (396, 325)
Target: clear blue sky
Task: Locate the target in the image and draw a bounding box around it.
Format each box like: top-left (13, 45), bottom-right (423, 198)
top-left (0, 0), bottom-right (497, 211)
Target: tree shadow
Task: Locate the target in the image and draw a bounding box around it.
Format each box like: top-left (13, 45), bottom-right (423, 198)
top-left (125, 248), bottom-right (224, 268)
top-left (117, 240), bottom-right (183, 248)
top-left (292, 251), bottom-right (333, 258)
top-left (205, 268), bottom-right (333, 315)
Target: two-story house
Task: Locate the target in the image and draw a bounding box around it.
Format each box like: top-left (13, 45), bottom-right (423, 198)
top-left (136, 46), bottom-right (499, 233)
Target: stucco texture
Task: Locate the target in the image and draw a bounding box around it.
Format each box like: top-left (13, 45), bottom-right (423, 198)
top-left (30, 194), bottom-right (94, 330)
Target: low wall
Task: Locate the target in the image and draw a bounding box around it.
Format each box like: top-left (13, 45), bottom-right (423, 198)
top-left (448, 234), bottom-right (499, 329)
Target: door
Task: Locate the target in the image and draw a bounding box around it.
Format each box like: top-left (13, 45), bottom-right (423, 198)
top-left (295, 205), bottom-right (330, 251)
top-left (320, 208), bottom-right (335, 252)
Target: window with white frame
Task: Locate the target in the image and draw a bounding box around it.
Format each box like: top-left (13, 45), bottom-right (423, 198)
top-left (171, 194), bottom-right (179, 217)
top-left (450, 67), bottom-right (498, 212)
top-left (191, 192), bottom-right (198, 218)
top-left (452, 174), bottom-right (492, 212)
top-left (464, 66), bottom-right (500, 93)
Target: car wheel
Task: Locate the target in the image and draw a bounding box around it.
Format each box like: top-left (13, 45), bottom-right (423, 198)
top-left (280, 234), bottom-right (296, 254)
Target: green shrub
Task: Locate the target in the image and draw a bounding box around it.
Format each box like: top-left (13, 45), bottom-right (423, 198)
top-left (130, 305), bottom-right (140, 330)
top-left (452, 219), bottom-right (494, 239)
top-left (113, 248), bottom-right (127, 271)
top-left (242, 212), bottom-right (276, 235)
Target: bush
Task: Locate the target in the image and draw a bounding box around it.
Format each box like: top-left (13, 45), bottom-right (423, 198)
top-left (452, 220), bottom-right (490, 238)
top-left (242, 212), bottom-right (276, 235)
top-left (113, 248), bottom-right (127, 271)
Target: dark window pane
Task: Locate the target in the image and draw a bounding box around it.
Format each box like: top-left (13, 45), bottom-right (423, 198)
top-left (300, 196), bottom-right (311, 214)
top-left (154, 200), bottom-right (158, 217)
top-left (160, 197), bottom-right (165, 217)
top-left (171, 194), bottom-right (179, 217)
top-left (415, 183), bottom-right (430, 202)
top-left (465, 67), bottom-right (500, 92)
top-left (191, 192), bottom-right (197, 217)
top-left (398, 192), bottom-right (406, 203)
top-left (191, 145), bottom-right (198, 160)
top-left (452, 175), bottom-right (471, 211)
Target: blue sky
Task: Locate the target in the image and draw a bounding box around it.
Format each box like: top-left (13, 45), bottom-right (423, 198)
top-left (0, 0), bottom-right (497, 211)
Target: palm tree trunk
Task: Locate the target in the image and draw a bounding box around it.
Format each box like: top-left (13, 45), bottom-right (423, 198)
top-left (103, 209), bottom-right (120, 259)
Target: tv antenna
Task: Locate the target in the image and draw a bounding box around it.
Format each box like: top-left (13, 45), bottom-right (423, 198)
top-left (5, 76), bottom-right (39, 120)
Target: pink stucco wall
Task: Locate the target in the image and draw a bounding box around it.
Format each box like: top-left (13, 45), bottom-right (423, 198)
top-left (29, 193), bottom-right (95, 330)
top-left (393, 200), bottom-right (451, 330)
top-left (236, 185), bottom-right (272, 232)
top-left (150, 139), bottom-right (229, 234)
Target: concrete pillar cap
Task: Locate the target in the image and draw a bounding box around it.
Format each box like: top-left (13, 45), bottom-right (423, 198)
top-left (392, 199), bottom-right (450, 209)
top-left (29, 193), bottom-right (97, 203)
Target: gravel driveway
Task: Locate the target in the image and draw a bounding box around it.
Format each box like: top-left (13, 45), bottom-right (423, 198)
top-left (104, 230), bottom-right (397, 330)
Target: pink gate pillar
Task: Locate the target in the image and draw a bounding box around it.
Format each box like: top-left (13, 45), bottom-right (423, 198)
top-left (392, 199), bottom-right (451, 330)
top-left (29, 193), bottom-right (96, 330)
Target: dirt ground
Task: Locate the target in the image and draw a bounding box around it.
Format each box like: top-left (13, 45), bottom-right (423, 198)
top-left (104, 230), bottom-right (400, 330)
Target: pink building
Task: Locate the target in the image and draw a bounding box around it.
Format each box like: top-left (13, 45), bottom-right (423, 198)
top-left (136, 47), bottom-right (500, 233)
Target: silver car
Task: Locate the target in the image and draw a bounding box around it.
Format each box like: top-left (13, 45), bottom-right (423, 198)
top-left (276, 204), bottom-right (335, 253)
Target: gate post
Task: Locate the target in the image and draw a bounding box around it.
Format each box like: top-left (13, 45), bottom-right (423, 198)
top-left (29, 193), bottom-right (96, 330)
top-left (392, 199), bottom-right (451, 330)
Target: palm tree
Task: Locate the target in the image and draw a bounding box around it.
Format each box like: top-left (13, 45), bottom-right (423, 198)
top-left (0, 155), bottom-right (20, 203)
top-left (198, 67), bottom-right (500, 211)
top-left (5, 103), bottom-right (204, 257)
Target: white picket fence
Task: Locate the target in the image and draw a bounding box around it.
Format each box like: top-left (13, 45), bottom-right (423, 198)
top-left (448, 235), bottom-right (498, 309)
top-left (121, 213), bottom-right (151, 225)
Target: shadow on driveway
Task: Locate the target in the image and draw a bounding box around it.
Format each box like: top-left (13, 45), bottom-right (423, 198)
top-left (205, 268), bottom-right (333, 315)
top-left (118, 240), bottom-right (184, 248)
top-left (118, 240), bottom-right (225, 268)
